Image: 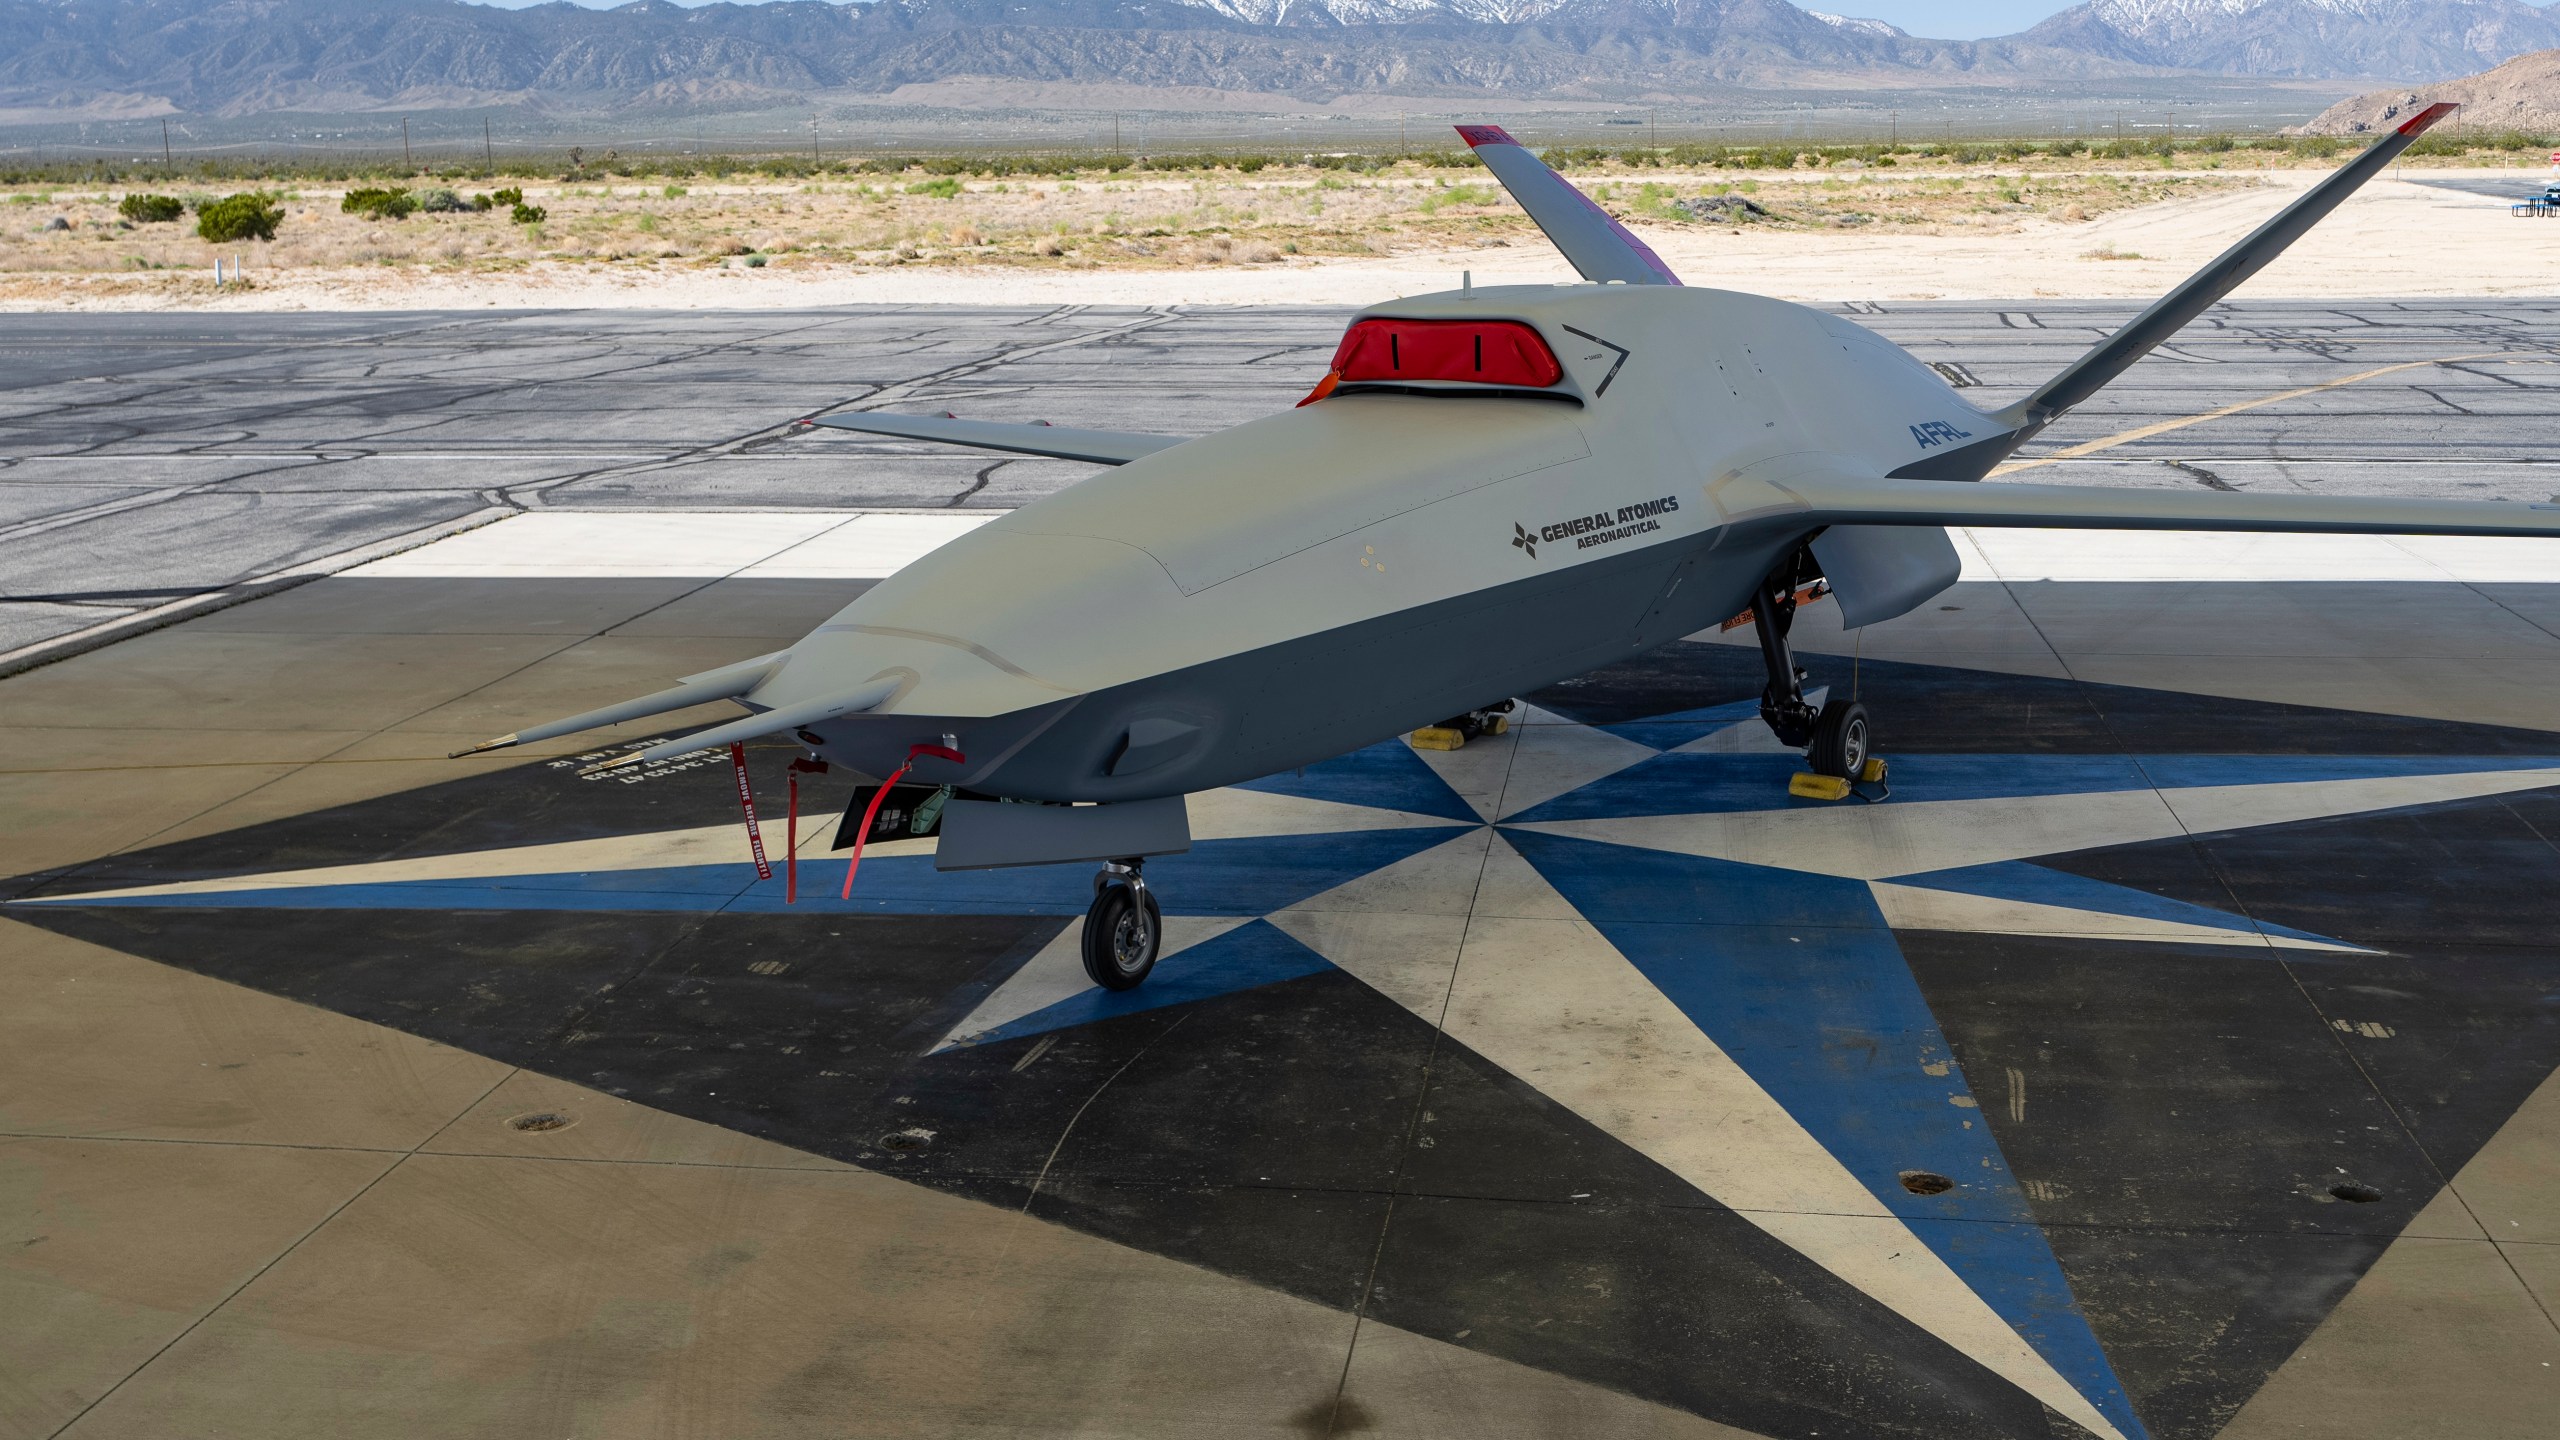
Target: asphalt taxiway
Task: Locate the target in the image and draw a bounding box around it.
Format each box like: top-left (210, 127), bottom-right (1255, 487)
top-left (4, 301), bottom-right (2559, 1440)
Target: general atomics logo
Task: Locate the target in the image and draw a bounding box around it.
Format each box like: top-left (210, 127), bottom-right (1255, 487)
top-left (1519, 495), bottom-right (1680, 559)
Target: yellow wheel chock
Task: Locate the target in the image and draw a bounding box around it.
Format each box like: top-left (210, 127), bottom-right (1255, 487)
top-left (1410, 703), bottom-right (1514, 752)
top-left (1791, 759), bottom-right (1889, 802)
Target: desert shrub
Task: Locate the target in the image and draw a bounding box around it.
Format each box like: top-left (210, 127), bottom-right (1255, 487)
top-left (510, 202), bottom-right (547, 224)
top-left (491, 186), bottom-right (524, 207)
top-left (413, 187), bottom-right (468, 212)
top-left (343, 187), bottom-right (416, 219)
top-left (2402, 130), bottom-right (2550, 156)
top-left (662, 183), bottom-right (687, 198)
top-left (118, 193), bottom-right (184, 223)
top-left (905, 178), bottom-right (962, 198)
top-left (196, 192), bottom-right (282, 242)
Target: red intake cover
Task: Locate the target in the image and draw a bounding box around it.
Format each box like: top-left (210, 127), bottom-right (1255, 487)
top-left (1329, 318), bottom-right (1564, 388)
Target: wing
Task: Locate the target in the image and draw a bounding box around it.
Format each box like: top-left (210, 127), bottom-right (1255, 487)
top-left (1456, 124), bottom-right (1680, 287)
top-left (804, 411), bottom-right (1184, 466)
top-left (1773, 468), bottom-right (2560, 540)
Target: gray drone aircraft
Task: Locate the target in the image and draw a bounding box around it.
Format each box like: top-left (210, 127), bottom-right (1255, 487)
top-left (459, 103), bottom-right (2557, 990)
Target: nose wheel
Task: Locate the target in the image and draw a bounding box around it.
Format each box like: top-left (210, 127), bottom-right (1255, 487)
top-left (1082, 861), bottom-right (1162, 990)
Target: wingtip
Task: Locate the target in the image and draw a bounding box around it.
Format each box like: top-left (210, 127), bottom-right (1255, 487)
top-left (448, 734), bottom-right (521, 759)
top-left (2396, 101), bottom-right (2459, 136)
top-left (1453, 124), bottom-right (1517, 150)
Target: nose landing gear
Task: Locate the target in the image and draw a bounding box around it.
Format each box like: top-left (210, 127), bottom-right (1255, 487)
top-left (1083, 859), bottom-right (1162, 990)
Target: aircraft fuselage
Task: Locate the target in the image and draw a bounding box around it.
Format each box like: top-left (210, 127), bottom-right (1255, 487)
top-left (756, 284), bottom-right (1988, 800)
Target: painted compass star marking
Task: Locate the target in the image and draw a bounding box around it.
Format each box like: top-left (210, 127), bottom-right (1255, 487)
top-left (26, 703), bottom-right (2560, 1440)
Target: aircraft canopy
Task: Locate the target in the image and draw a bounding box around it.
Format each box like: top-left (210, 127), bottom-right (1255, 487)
top-left (1329, 317), bottom-right (1564, 389)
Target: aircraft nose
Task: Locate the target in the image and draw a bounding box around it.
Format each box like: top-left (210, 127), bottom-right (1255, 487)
top-left (754, 525), bottom-right (1184, 722)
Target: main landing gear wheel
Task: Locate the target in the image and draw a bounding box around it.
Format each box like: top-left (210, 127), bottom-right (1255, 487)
top-left (1808, 698), bottom-right (1870, 779)
top-left (1082, 863), bottom-right (1162, 991)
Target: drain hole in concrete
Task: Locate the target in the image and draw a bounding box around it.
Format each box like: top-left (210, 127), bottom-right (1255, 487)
top-left (880, 1130), bottom-right (932, 1152)
top-left (1899, 1170), bottom-right (1954, 1196)
top-left (2330, 1182), bottom-right (2383, 1204)
top-left (507, 1112), bottom-right (575, 1133)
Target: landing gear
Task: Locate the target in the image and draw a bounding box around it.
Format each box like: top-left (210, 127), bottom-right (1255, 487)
top-left (1082, 860), bottom-right (1162, 990)
top-left (1753, 552), bottom-right (1888, 801)
top-left (1748, 551), bottom-right (1825, 750)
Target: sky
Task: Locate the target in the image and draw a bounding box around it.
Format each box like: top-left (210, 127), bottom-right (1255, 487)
top-left (470, 0), bottom-right (2085, 39)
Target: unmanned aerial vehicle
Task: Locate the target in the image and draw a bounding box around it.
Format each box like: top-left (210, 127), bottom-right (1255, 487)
top-left (459, 104), bottom-right (2559, 990)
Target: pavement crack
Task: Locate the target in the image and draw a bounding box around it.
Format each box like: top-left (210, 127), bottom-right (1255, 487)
top-left (949, 458), bottom-right (1009, 508)
top-left (2164, 458), bottom-right (2238, 492)
top-left (2410, 385), bottom-right (2478, 416)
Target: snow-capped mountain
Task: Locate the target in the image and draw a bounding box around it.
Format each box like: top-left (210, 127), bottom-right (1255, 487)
top-left (1806, 9), bottom-right (1908, 37)
top-left (2014, 0), bottom-right (2560, 78)
top-left (5, 0), bottom-right (2556, 120)
top-left (1168, 0), bottom-right (1570, 21)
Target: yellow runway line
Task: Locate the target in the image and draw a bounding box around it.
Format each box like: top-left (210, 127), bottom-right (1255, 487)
top-left (1991, 350), bottom-right (2529, 475)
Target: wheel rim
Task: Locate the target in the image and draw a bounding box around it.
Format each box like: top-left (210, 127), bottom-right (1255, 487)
top-left (1843, 717), bottom-right (1868, 772)
top-left (1109, 902), bottom-right (1154, 975)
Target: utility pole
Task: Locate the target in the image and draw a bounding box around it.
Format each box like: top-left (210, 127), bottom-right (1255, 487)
top-left (401, 116), bottom-right (411, 169)
top-left (1889, 111), bottom-right (1897, 147)
top-left (1112, 114), bottom-right (1120, 151)
top-left (160, 117), bottom-right (171, 167)
top-left (484, 116), bottom-right (493, 170)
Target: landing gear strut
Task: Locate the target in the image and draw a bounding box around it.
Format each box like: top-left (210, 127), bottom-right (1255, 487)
top-left (1082, 859), bottom-right (1162, 990)
top-left (1750, 551), bottom-right (1873, 782)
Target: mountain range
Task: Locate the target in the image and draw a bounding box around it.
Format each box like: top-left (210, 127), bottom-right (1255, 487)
top-left (4, 0), bottom-right (2557, 119)
top-left (2301, 42), bottom-right (2560, 132)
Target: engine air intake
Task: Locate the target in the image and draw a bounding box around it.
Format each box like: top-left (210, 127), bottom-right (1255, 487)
top-left (1329, 318), bottom-right (1564, 388)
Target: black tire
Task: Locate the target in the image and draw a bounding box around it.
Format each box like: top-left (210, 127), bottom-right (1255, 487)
top-left (1081, 882), bottom-right (1162, 990)
top-left (1808, 699), bottom-right (1870, 779)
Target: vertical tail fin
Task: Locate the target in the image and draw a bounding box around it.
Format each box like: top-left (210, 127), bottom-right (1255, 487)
top-left (1456, 124), bottom-right (1681, 287)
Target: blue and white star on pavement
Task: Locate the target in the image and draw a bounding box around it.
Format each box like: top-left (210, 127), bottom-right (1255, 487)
top-left (25, 700), bottom-right (2560, 1440)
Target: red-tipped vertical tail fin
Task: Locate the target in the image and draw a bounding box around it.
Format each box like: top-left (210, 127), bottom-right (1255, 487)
top-left (1456, 124), bottom-right (1680, 287)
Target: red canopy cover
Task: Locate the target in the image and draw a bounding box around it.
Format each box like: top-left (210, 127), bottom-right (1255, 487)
top-left (1328, 318), bottom-right (1564, 388)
